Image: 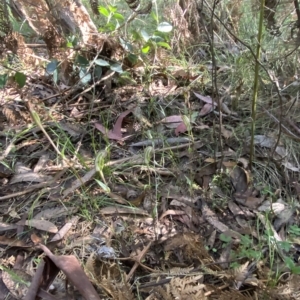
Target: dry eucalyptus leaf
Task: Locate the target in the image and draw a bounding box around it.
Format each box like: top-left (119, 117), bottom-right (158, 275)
top-left (14, 162), bottom-right (31, 174)
top-left (175, 122), bottom-right (187, 135)
top-left (253, 135), bottom-right (276, 148)
top-left (10, 172), bottom-right (53, 184)
top-left (34, 207), bottom-right (78, 220)
top-left (59, 120), bottom-right (85, 137)
top-left (282, 161), bottom-right (300, 172)
top-left (230, 166), bottom-right (249, 194)
top-left (258, 201), bottom-right (285, 215)
top-left (17, 219), bottom-right (58, 233)
top-left (243, 196), bottom-right (265, 209)
top-left (39, 244), bottom-right (101, 300)
top-left (160, 115), bottom-right (183, 123)
top-left (199, 103), bottom-right (213, 116)
top-left (100, 206), bottom-right (150, 216)
top-left (95, 108), bottom-right (134, 141)
top-left (221, 125), bottom-right (233, 139)
top-left (222, 161), bottom-right (237, 168)
top-left (33, 154), bottom-right (49, 173)
top-left (228, 200), bottom-right (244, 216)
top-left (275, 207), bottom-right (294, 228)
top-left (207, 229), bottom-right (216, 249)
top-left (0, 222), bottom-right (18, 232)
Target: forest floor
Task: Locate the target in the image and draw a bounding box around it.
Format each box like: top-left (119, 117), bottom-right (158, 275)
top-left (1, 37), bottom-right (300, 300)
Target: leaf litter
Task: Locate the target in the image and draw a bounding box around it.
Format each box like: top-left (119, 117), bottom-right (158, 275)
top-left (2, 21), bottom-right (300, 300)
top-left (1, 101), bottom-right (299, 300)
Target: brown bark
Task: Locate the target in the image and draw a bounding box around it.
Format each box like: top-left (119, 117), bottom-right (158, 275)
top-left (11, 0), bottom-right (99, 49)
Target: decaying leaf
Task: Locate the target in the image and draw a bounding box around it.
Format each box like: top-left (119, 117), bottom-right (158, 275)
top-left (199, 103), bottom-right (213, 116)
top-left (38, 244), bottom-right (101, 300)
top-left (17, 219), bottom-right (58, 233)
top-left (243, 196), bottom-right (265, 209)
top-left (258, 200), bottom-right (285, 215)
top-left (193, 92), bottom-right (217, 107)
top-left (175, 122), bottom-right (187, 135)
top-left (33, 206), bottom-right (78, 220)
top-left (230, 166), bottom-right (249, 194)
top-left (201, 201), bottom-right (242, 240)
top-left (159, 209), bottom-right (186, 220)
top-left (221, 125), bottom-right (233, 139)
top-left (95, 108), bottom-right (133, 141)
top-left (0, 222), bottom-right (18, 232)
top-left (160, 115), bottom-right (183, 123)
top-left (100, 206), bottom-right (150, 216)
top-left (9, 172), bottom-right (53, 184)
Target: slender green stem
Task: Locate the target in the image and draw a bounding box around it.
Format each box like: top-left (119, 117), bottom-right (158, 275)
top-left (249, 0), bottom-right (265, 170)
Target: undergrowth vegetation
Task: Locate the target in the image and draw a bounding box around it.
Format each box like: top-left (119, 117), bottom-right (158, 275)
top-left (1, 0), bottom-right (300, 299)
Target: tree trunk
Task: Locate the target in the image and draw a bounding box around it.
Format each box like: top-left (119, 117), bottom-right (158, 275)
top-left (12, 0), bottom-right (99, 56)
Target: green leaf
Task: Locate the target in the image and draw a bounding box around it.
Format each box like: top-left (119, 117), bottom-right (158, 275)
top-left (113, 13), bottom-right (124, 21)
top-left (142, 45), bottom-right (150, 54)
top-left (127, 53), bottom-right (138, 65)
top-left (99, 23), bottom-right (116, 32)
top-left (119, 38), bottom-right (133, 52)
top-left (46, 60), bottom-right (58, 74)
top-left (278, 241), bottom-right (291, 252)
top-left (150, 11), bottom-right (158, 22)
top-left (230, 262), bottom-right (240, 269)
top-left (285, 257), bottom-right (295, 270)
top-left (289, 225), bottom-right (300, 236)
top-left (191, 111), bottom-right (199, 122)
top-left (71, 36), bottom-right (78, 47)
top-left (292, 266), bottom-right (300, 274)
top-left (99, 6), bottom-right (110, 17)
top-left (67, 35), bottom-right (78, 48)
top-left (76, 55), bottom-right (89, 66)
top-left (95, 179), bottom-right (110, 193)
top-left (141, 29), bottom-right (150, 42)
top-left (240, 235), bottom-right (251, 247)
top-left (119, 71), bottom-right (136, 84)
top-left (150, 35), bottom-right (164, 43)
top-left (156, 41), bottom-right (171, 49)
top-left (53, 69), bottom-right (58, 84)
top-left (95, 59), bottom-right (110, 66)
top-left (110, 63), bottom-right (123, 73)
top-left (219, 233), bottom-right (232, 243)
top-left (79, 69), bottom-right (91, 85)
top-left (157, 22), bottom-right (173, 33)
top-left (0, 74), bottom-right (8, 89)
top-left (94, 65), bottom-right (102, 79)
top-left (14, 72), bottom-right (26, 88)
top-left (108, 5), bottom-right (117, 12)
top-left (184, 175), bottom-right (192, 186)
top-left (131, 30), bottom-right (142, 41)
